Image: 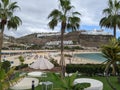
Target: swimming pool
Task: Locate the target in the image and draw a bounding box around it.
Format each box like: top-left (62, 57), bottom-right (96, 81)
top-left (74, 52), bottom-right (106, 62)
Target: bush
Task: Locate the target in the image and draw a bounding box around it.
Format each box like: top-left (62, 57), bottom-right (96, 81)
top-left (2, 47), bottom-right (9, 50)
top-left (2, 61), bottom-right (11, 72)
top-left (27, 45), bottom-right (42, 50)
top-left (49, 58), bottom-right (59, 67)
top-left (15, 64), bottom-right (28, 70)
top-left (64, 54), bottom-right (72, 57)
top-left (66, 64), bottom-right (107, 76)
top-left (18, 56), bottom-right (25, 65)
top-left (64, 46), bottom-right (71, 50)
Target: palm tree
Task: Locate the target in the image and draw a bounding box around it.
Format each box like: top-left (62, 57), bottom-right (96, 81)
top-left (99, 0), bottom-right (120, 38)
top-left (101, 38), bottom-right (120, 90)
top-left (47, 72), bottom-right (90, 90)
top-left (0, 0), bottom-right (22, 61)
top-left (48, 0), bottom-right (81, 77)
top-left (0, 66), bottom-right (25, 90)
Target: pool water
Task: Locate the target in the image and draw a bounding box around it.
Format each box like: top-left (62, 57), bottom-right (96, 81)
top-left (74, 53), bottom-right (106, 62)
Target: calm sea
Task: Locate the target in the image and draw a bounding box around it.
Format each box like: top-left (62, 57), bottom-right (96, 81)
top-left (74, 52), bottom-right (106, 62)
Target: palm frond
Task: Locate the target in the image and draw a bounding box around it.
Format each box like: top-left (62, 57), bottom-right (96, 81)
top-left (115, 1), bottom-right (120, 10)
top-left (66, 5), bottom-right (74, 12)
top-left (72, 11), bottom-right (81, 16)
top-left (48, 9), bottom-right (61, 19)
top-left (0, 3), bottom-right (1, 8)
top-left (0, 68), bottom-right (11, 89)
top-left (103, 8), bottom-right (112, 15)
top-left (67, 16), bottom-right (80, 31)
top-left (48, 0), bottom-right (80, 33)
top-left (66, 72), bottom-right (78, 88)
top-left (48, 18), bottom-right (58, 30)
top-left (0, 0), bottom-right (21, 31)
top-left (101, 38), bottom-right (120, 66)
top-left (47, 73), bottom-right (67, 89)
top-left (108, 0), bottom-right (113, 9)
top-left (100, 0), bottom-right (120, 38)
top-left (100, 16), bottom-right (113, 29)
top-left (7, 16), bottom-right (22, 30)
top-left (60, 0), bottom-right (71, 10)
top-left (47, 72), bottom-right (78, 90)
top-left (9, 2), bottom-right (20, 11)
top-left (1, 0), bottom-right (9, 8)
top-left (0, 68), bottom-right (6, 80)
top-left (7, 11), bottom-right (13, 18)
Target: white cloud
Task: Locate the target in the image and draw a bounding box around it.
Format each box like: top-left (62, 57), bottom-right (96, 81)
top-left (4, 0), bottom-right (111, 37)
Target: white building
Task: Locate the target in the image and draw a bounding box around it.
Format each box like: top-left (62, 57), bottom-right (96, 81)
top-left (45, 40), bottom-right (73, 46)
top-left (37, 32), bottom-right (61, 38)
top-left (81, 29), bottom-right (112, 35)
top-left (36, 32), bottom-right (68, 38)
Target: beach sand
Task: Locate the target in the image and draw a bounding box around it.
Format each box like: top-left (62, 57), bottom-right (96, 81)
top-left (1, 50), bottom-right (101, 66)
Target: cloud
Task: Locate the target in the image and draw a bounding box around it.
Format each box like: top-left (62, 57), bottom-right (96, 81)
top-left (4, 0), bottom-right (111, 38)
top-left (73, 0), bottom-right (108, 25)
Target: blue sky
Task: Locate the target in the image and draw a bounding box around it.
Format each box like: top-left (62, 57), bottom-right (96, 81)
top-left (3, 0), bottom-right (120, 38)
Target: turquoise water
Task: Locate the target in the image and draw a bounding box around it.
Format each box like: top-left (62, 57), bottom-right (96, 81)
top-left (74, 53), bottom-right (106, 62)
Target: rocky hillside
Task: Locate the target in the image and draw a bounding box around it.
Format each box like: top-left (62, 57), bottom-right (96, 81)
top-left (3, 31), bottom-right (113, 48)
top-left (15, 31), bottom-right (113, 48)
top-left (15, 31), bottom-right (81, 45)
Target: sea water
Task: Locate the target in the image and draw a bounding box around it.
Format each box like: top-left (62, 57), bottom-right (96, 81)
top-left (74, 52), bottom-right (106, 62)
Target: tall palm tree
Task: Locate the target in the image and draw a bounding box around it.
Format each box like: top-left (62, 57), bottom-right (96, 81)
top-left (101, 38), bottom-right (120, 90)
top-left (99, 0), bottom-right (120, 38)
top-left (0, 0), bottom-right (22, 61)
top-left (48, 0), bottom-right (81, 77)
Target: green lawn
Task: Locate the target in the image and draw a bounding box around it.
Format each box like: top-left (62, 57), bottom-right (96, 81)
top-left (34, 75), bottom-right (120, 90)
top-left (9, 73), bottom-right (120, 90)
top-left (80, 76), bottom-right (120, 90)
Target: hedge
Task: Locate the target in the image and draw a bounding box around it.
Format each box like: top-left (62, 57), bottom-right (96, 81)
top-left (66, 64), bottom-right (120, 76)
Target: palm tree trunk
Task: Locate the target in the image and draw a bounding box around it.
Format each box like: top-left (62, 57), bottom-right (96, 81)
top-left (0, 32), bottom-right (3, 62)
top-left (0, 21), bottom-right (6, 62)
top-left (113, 26), bottom-right (116, 38)
top-left (112, 62), bottom-right (117, 75)
top-left (0, 27), bottom-right (4, 62)
top-left (60, 22), bottom-right (66, 78)
top-left (105, 62), bottom-right (117, 90)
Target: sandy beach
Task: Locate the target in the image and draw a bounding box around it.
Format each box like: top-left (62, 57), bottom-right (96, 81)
top-left (1, 50), bottom-right (101, 66)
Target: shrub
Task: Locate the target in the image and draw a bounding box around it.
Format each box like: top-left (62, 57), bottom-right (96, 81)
top-left (2, 61), bottom-right (11, 72)
top-left (18, 56), bottom-right (25, 65)
top-left (64, 46), bottom-right (71, 50)
top-left (15, 64), bottom-right (28, 70)
top-left (64, 54), bottom-right (72, 57)
top-left (49, 58), bottom-right (59, 67)
top-left (66, 64), bottom-right (108, 76)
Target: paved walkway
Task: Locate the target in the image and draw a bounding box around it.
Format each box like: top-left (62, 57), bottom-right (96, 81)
top-left (10, 77), bottom-right (39, 90)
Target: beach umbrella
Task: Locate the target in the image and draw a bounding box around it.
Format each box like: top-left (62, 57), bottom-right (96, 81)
top-left (29, 57), bottom-right (54, 70)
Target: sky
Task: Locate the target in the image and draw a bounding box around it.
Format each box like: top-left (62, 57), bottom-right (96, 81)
top-left (4, 0), bottom-right (120, 38)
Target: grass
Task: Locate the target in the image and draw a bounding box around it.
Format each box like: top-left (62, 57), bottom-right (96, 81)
top-left (9, 73), bottom-right (120, 90)
top-left (80, 76), bottom-right (120, 90)
top-left (34, 74), bottom-right (120, 90)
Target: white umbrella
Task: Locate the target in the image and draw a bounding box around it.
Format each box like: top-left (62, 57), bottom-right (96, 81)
top-left (29, 57), bottom-right (54, 69)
